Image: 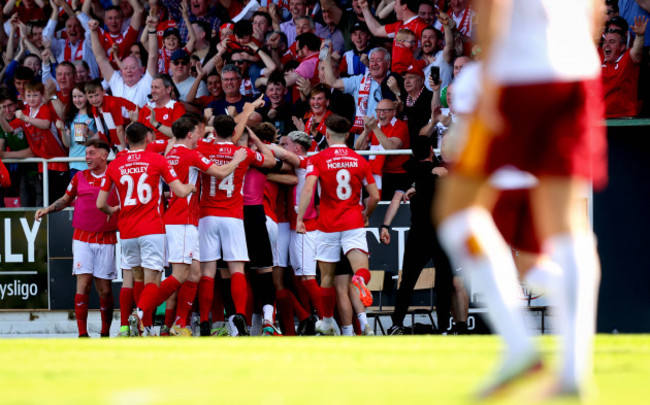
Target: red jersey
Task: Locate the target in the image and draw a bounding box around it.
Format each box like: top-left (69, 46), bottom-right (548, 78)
top-left (197, 139), bottom-right (265, 219)
top-left (0, 159), bottom-right (11, 188)
top-left (163, 144), bottom-right (213, 226)
top-left (13, 103), bottom-right (68, 172)
top-left (263, 179), bottom-right (279, 222)
top-left (289, 155), bottom-right (318, 231)
top-left (101, 149), bottom-right (179, 239)
top-left (385, 16), bottom-right (428, 44)
top-left (66, 170), bottom-right (118, 244)
top-left (369, 118), bottom-right (410, 174)
top-left (145, 139), bottom-right (170, 154)
top-left (306, 145), bottom-right (374, 233)
top-left (138, 100), bottom-right (186, 140)
top-left (92, 95), bottom-right (136, 147)
top-left (602, 51), bottom-right (640, 118)
top-left (156, 19), bottom-right (178, 50)
top-left (99, 26), bottom-right (140, 59)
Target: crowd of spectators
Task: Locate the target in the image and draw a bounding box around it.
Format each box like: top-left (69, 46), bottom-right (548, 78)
top-left (0, 0), bottom-right (646, 208)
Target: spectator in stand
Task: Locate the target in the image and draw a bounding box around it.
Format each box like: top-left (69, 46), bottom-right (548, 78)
top-left (392, 64), bottom-right (434, 143)
top-left (2, 0), bottom-right (46, 24)
top-left (391, 29), bottom-right (424, 75)
top-left (0, 91), bottom-right (41, 207)
top-left (191, 21), bottom-right (213, 63)
top-left (419, 22), bottom-right (455, 91)
top-left (279, 0), bottom-right (328, 46)
top-left (606, 0), bottom-right (620, 20)
top-left (340, 22), bottom-right (372, 77)
top-left (258, 32), bottom-right (319, 93)
top-left (435, 0), bottom-right (475, 56)
top-left (319, 0), bottom-right (370, 50)
top-left (7, 82), bottom-right (69, 204)
top-left (74, 61), bottom-right (92, 84)
top-left (359, 0), bottom-right (428, 44)
top-left (618, 0), bottom-right (650, 46)
top-left (252, 11), bottom-right (274, 44)
top-left (321, 3), bottom-right (346, 55)
top-left (162, 0), bottom-right (221, 43)
top-left (89, 15), bottom-right (159, 108)
top-left (602, 15), bottom-right (647, 118)
top-left (418, 2), bottom-right (437, 26)
top-left (187, 67), bottom-right (224, 110)
top-left (258, 71), bottom-right (296, 135)
top-left (5, 66), bottom-right (35, 107)
top-left (231, 41), bottom-right (277, 97)
top-left (59, 83), bottom-right (99, 175)
top-left (207, 64), bottom-right (255, 115)
top-left (76, 0), bottom-right (144, 60)
top-left (295, 84), bottom-right (334, 151)
top-left (317, 58), bottom-right (357, 124)
top-left (170, 50), bottom-right (208, 103)
top-left (323, 46), bottom-right (399, 134)
top-left (85, 79), bottom-right (135, 150)
top-left (137, 74), bottom-right (187, 140)
top-left (355, 99), bottom-right (410, 200)
top-left (43, 1), bottom-right (99, 79)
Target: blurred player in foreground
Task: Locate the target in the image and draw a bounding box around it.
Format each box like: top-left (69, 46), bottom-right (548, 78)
top-left (435, 0), bottom-right (606, 399)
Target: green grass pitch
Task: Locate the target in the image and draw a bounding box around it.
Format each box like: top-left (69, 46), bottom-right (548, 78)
top-left (0, 334), bottom-right (648, 404)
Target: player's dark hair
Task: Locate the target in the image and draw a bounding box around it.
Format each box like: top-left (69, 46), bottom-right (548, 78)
top-left (325, 114), bottom-right (351, 134)
top-left (85, 138), bottom-right (111, 154)
top-left (172, 116), bottom-right (197, 139)
top-left (267, 70), bottom-right (286, 87)
top-left (214, 115), bottom-right (236, 139)
top-left (252, 122), bottom-right (277, 143)
top-left (181, 112), bottom-right (203, 126)
top-left (126, 122), bottom-right (153, 145)
top-left (296, 32), bottom-right (321, 52)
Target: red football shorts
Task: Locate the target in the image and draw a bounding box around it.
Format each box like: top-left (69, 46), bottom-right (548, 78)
top-left (455, 79), bottom-right (607, 189)
top-left (491, 189), bottom-right (541, 254)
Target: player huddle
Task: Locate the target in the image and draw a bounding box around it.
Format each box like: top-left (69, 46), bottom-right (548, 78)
top-left (38, 98), bottom-right (378, 338)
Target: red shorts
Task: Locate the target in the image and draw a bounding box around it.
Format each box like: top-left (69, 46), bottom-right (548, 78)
top-left (491, 189), bottom-right (540, 254)
top-left (456, 79), bottom-right (607, 189)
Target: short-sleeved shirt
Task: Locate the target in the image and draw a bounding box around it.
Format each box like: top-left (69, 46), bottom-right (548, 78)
top-left (69, 113), bottom-right (97, 171)
top-left (207, 96), bottom-right (254, 116)
top-left (101, 149), bottom-right (179, 239)
top-left (137, 100), bottom-right (186, 140)
top-left (92, 95), bottom-right (135, 147)
top-left (369, 117), bottom-right (410, 174)
top-left (385, 15), bottom-right (428, 43)
top-left (306, 145), bottom-right (375, 232)
top-left (602, 51), bottom-right (640, 118)
top-left (197, 140), bottom-right (265, 219)
top-left (163, 144), bottom-right (213, 226)
top-left (66, 170), bottom-right (117, 244)
top-left (12, 103), bottom-right (68, 172)
top-left (108, 71), bottom-right (154, 108)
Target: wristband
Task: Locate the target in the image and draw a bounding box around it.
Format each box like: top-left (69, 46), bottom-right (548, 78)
top-left (74, 7), bottom-right (81, 13)
top-left (148, 30), bottom-right (157, 34)
top-left (155, 122), bottom-right (162, 129)
top-left (381, 224), bottom-right (390, 231)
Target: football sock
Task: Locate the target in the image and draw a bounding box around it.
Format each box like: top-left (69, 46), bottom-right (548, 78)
top-left (231, 272), bottom-right (248, 316)
top-left (256, 272), bottom-right (276, 322)
top-left (438, 208), bottom-right (533, 357)
top-left (321, 286), bottom-right (336, 318)
top-left (99, 295), bottom-right (114, 335)
top-left (523, 259), bottom-right (562, 298)
top-left (133, 281), bottom-right (144, 304)
top-left (293, 277), bottom-right (312, 313)
top-left (164, 308), bottom-right (174, 329)
top-left (74, 293), bottom-right (89, 336)
top-left (546, 232), bottom-right (599, 391)
top-left (198, 276), bottom-right (214, 323)
top-left (303, 279), bottom-right (323, 318)
top-left (357, 312), bottom-right (368, 331)
top-left (175, 281), bottom-right (198, 328)
top-left (119, 287), bottom-right (133, 326)
top-left (220, 277), bottom-right (235, 317)
top-left (341, 324), bottom-right (354, 336)
top-left (156, 276), bottom-right (180, 306)
top-left (275, 289), bottom-right (295, 336)
top-left (289, 290), bottom-right (309, 321)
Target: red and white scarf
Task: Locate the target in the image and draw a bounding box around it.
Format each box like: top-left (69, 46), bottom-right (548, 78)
top-left (64, 39), bottom-right (84, 61)
top-left (353, 71), bottom-right (373, 132)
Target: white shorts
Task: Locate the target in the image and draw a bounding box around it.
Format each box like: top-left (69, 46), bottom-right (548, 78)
top-left (277, 222), bottom-right (290, 267)
top-left (166, 224), bottom-right (200, 264)
top-left (198, 216), bottom-right (249, 262)
top-left (121, 234), bottom-right (167, 271)
top-left (290, 231), bottom-right (317, 276)
top-left (265, 216), bottom-right (279, 267)
top-left (315, 228), bottom-right (369, 263)
top-left (72, 240), bottom-right (117, 280)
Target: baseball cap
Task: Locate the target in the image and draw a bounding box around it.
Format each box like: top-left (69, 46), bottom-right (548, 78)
top-left (171, 49), bottom-right (190, 62)
top-left (163, 27), bottom-right (180, 39)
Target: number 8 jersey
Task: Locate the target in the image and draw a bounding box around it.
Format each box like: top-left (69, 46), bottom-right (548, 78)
top-left (101, 149), bottom-right (179, 239)
top-left (197, 139), bottom-right (266, 219)
top-left (306, 144), bottom-right (375, 233)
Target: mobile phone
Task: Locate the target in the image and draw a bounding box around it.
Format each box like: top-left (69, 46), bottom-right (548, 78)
top-left (431, 66), bottom-right (440, 85)
top-left (319, 39), bottom-right (331, 61)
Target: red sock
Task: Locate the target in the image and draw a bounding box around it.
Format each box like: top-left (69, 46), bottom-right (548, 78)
top-left (133, 281), bottom-right (144, 304)
top-left (321, 286), bottom-right (336, 318)
top-left (289, 291), bottom-right (309, 321)
top-left (156, 276), bottom-right (181, 306)
top-left (293, 277), bottom-right (312, 312)
top-left (164, 308), bottom-right (174, 328)
top-left (137, 283), bottom-right (160, 313)
top-left (276, 289), bottom-right (295, 336)
top-left (175, 281), bottom-right (197, 328)
top-left (74, 293), bottom-right (89, 336)
top-left (355, 268), bottom-right (371, 284)
top-left (198, 276), bottom-right (214, 323)
top-left (230, 272), bottom-right (248, 316)
top-left (99, 295), bottom-right (114, 335)
top-left (143, 308), bottom-right (154, 327)
top-left (303, 279), bottom-right (324, 319)
top-left (211, 278), bottom-right (225, 322)
top-left (119, 287), bottom-right (133, 326)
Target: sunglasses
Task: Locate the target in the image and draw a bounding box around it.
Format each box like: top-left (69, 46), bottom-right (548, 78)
top-left (233, 60), bottom-right (248, 65)
top-left (172, 59), bottom-right (189, 66)
top-left (604, 28), bottom-right (626, 36)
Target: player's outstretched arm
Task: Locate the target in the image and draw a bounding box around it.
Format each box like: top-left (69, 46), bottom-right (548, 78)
top-left (168, 179), bottom-right (197, 198)
top-left (35, 193), bottom-right (73, 221)
top-left (296, 175), bottom-right (318, 234)
top-left (266, 143), bottom-right (301, 167)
